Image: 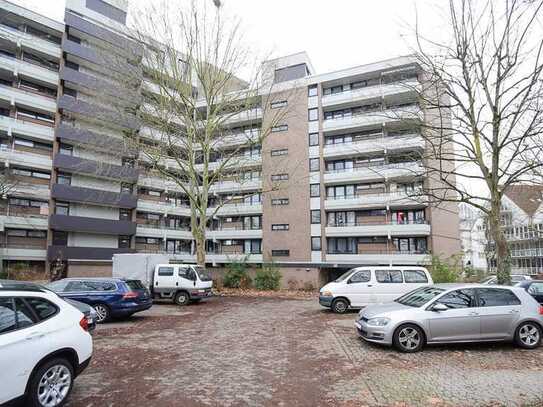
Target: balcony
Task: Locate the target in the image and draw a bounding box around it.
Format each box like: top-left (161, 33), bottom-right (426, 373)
top-left (8, 182), bottom-right (50, 200)
top-left (0, 115), bottom-right (54, 141)
top-left (209, 202), bottom-right (262, 216)
top-left (321, 80), bottom-right (420, 108)
top-left (47, 246), bottom-right (135, 261)
top-left (56, 124), bottom-right (133, 153)
top-left (210, 178), bottom-right (262, 193)
top-left (323, 134), bottom-right (425, 159)
top-left (137, 199), bottom-right (191, 217)
top-left (136, 224), bottom-right (192, 240)
top-left (0, 147), bottom-right (52, 171)
top-left (0, 243), bottom-right (46, 260)
top-left (324, 191), bottom-right (426, 211)
top-left (0, 24), bottom-right (61, 58)
top-left (207, 252), bottom-right (263, 263)
top-left (323, 161), bottom-right (425, 185)
top-left (0, 53), bottom-right (58, 86)
top-left (0, 84), bottom-right (57, 113)
top-left (208, 228), bottom-right (262, 240)
top-left (49, 214), bottom-right (137, 235)
top-left (53, 154), bottom-right (139, 182)
top-left (511, 248), bottom-right (543, 258)
top-left (0, 214), bottom-right (48, 230)
top-left (325, 221), bottom-right (430, 237)
top-left (322, 106), bottom-right (422, 134)
top-left (51, 184), bottom-right (137, 208)
top-left (222, 108), bottom-right (263, 126)
top-left (325, 251), bottom-right (431, 265)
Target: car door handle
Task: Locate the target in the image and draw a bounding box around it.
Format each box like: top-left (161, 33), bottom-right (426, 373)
top-left (26, 332), bottom-right (45, 341)
top-left (175, 282), bottom-right (178, 286)
top-left (509, 309), bottom-right (520, 314)
top-left (367, 285), bottom-right (373, 287)
top-left (469, 312), bottom-right (479, 316)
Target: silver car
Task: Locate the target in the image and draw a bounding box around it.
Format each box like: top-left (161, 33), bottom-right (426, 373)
top-left (355, 284), bottom-right (543, 352)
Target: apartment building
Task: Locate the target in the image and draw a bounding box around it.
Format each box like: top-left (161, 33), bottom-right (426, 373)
top-left (0, 0), bottom-right (460, 285)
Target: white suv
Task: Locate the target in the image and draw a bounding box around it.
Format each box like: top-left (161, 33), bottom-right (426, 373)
top-left (0, 280), bottom-right (93, 407)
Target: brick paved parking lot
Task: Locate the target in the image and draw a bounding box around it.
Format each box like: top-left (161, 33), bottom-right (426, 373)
top-left (68, 296), bottom-right (543, 407)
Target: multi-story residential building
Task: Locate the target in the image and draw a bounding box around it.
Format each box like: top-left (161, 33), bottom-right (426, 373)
top-left (486, 185), bottom-right (543, 275)
top-left (0, 0), bottom-right (460, 286)
top-left (459, 203), bottom-right (487, 271)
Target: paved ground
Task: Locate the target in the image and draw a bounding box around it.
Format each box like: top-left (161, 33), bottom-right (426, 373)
top-left (67, 296), bottom-right (543, 407)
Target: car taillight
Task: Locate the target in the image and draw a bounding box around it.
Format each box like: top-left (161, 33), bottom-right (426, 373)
top-left (539, 305), bottom-right (543, 315)
top-left (79, 316), bottom-right (89, 332)
top-left (123, 291), bottom-right (138, 300)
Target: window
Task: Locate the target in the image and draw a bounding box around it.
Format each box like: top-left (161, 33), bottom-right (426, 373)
top-left (311, 236), bottom-right (321, 251)
top-left (46, 279), bottom-right (69, 292)
top-left (121, 183), bottom-right (133, 194)
top-left (477, 288), bottom-right (521, 306)
top-left (16, 108), bottom-right (54, 124)
top-left (528, 283), bottom-right (543, 295)
top-left (310, 210), bottom-right (321, 224)
top-left (0, 298), bottom-right (16, 334)
top-left (272, 224), bottom-right (289, 231)
top-left (308, 85), bottom-right (318, 97)
top-left (59, 144), bottom-right (73, 155)
top-left (25, 298), bottom-right (58, 321)
top-left (271, 173), bottom-right (289, 181)
top-left (14, 298), bottom-right (36, 329)
top-left (271, 249), bottom-right (289, 257)
top-left (272, 198), bottom-right (289, 205)
top-left (52, 231), bottom-right (68, 246)
top-left (327, 237), bottom-right (356, 254)
top-left (403, 270), bottom-right (428, 283)
top-left (375, 270), bottom-right (403, 283)
top-left (349, 270), bottom-right (371, 283)
top-left (436, 289), bottom-right (477, 309)
top-left (118, 236), bottom-right (131, 249)
top-left (309, 133), bottom-right (319, 146)
top-left (55, 202), bottom-right (69, 215)
top-left (308, 108), bottom-right (318, 121)
top-left (158, 267), bottom-right (174, 276)
top-left (310, 183), bottom-right (320, 197)
top-left (12, 168), bottom-right (50, 179)
top-left (309, 158), bottom-right (320, 172)
top-left (119, 209), bottom-right (131, 221)
top-left (271, 148), bottom-right (288, 156)
top-left (271, 124), bottom-right (288, 133)
top-left (57, 173), bottom-right (71, 185)
top-left (271, 100), bottom-right (288, 109)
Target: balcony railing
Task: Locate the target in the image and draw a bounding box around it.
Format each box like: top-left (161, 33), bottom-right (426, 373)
top-left (137, 223), bottom-right (191, 231)
top-left (325, 190), bottom-right (423, 201)
top-left (324, 161), bottom-right (422, 175)
top-left (327, 249), bottom-right (430, 255)
top-left (327, 220), bottom-right (428, 227)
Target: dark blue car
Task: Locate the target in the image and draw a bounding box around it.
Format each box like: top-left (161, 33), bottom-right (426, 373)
top-left (46, 277), bottom-right (153, 323)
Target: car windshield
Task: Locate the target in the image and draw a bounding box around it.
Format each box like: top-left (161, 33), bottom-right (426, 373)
top-left (195, 267), bottom-right (212, 282)
top-left (395, 286), bottom-right (446, 307)
top-left (334, 269), bottom-right (357, 282)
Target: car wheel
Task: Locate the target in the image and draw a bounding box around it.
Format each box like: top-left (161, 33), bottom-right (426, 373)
top-left (331, 298), bottom-right (349, 314)
top-left (93, 303), bottom-right (110, 323)
top-left (515, 322), bottom-right (542, 349)
top-left (174, 291), bottom-right (190, 306)
top-left (393, 324), bottom-right (425, 353)
top-left (27, 357), bottom-right (74, 407)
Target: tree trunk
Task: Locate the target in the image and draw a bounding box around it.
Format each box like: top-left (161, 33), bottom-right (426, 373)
top-left (488, 198), bottom-right (511, 285)
top-left (195, 235), bottom-right (206, 267)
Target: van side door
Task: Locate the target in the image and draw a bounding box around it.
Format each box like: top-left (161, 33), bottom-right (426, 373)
top-left (344, 269), bottom-right (372, 307)
top-left (177, 266), bottom-right (196, 289)
top-left (154, 266), bottom-right (176, 292)
top-left (373, 269), bottom-right (404, 303)
top-left (403, 269), bottom-right (430, 292)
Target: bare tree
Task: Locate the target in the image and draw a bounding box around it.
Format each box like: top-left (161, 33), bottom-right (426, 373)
top-left (101, 0), bottom-right (292, 265)
top-left (403, 0), bottom-right (543, 283)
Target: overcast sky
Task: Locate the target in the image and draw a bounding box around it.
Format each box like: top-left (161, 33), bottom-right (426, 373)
top-left (10, 0), bottom-right (446, 75)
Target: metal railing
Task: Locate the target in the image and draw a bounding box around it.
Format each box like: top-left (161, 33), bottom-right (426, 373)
top-left (324, 161), bottom-right (422, 175)
top-left (327, 219), bottom-right (428, 227)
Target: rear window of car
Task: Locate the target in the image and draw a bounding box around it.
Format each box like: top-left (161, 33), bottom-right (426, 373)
top-left (403, 270), bottom-right (428, 283)
top-left (125, 280), bottom-right (145, 290)
top-left (0, 298), bottom-right (16, 334)
top-left (376, 270), bottom-right (403, 283)
top-left (477, 288), bottom-right (521, 306)
top-left (25, 297), bottom-right (58, 320)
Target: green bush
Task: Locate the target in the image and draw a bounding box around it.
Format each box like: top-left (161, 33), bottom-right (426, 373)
top-left (223, 257), bottom-right (252, 288)
top-left (254, 263), bottom-right (281, 291)
top-left (430, 255), bottom-right (461, 283)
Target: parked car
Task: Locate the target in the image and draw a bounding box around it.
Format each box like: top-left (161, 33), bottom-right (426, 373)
top-left (152, 264), bottom-right (213, 306)
top-left (319, 266), bottom-right (433, 313)
top-left (355, 284), bottom-right (543, 352)
top-left (480, 274), bottom-right (532, 285)
top-left (515, 280), bottom-right (543, 304)
top-left (46, 278), bottom-right (152, 323)
top-left (64, 299), bottom-right (97, 332)
top-left (0, 279), bottom-right (93, 407)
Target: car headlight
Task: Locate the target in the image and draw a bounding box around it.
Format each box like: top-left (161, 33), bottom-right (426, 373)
top-left (366, 317), bottom-right (390, 327)
top-left (321, 291), bottom-right (333, 297)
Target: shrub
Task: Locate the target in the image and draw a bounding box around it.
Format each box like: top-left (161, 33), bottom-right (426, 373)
top-left (430, 255), bottom-right (461, 283)
top-left (254, 263), bottom-right (281, 291)
top-left (302, 281), bottom-right (315, 291)
top-left (223, 257), bottom-right (252, 288)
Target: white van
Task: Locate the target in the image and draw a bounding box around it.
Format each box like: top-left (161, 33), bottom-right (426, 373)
top-left (152, 264), bottom-right (213, 306)
top-left (319, 266), bottom-right (433, 313)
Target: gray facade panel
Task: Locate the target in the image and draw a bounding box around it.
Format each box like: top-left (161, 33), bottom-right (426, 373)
top-left (51, 183), bottom-right (137, 208)
top-left (85, 0), bottom-right (127, 24)
top-left (56, 124), bottom-right (134, 153)
top-left (49, 214), bottom-right (136, 235)
top-left (53, 153), bottom-right (139, 182)
top-left (47, 245), bottom-right (135, 261)
top-left (65, 11), bottom-right (131, 49)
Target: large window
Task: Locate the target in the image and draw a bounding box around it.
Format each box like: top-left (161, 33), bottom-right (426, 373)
top-left (436, 289), bottom-right (477, 309)
top-left (477, 288), bottom-right (521, 307)
top-left (327, 237), bottom-right (356, 254)
top-left (310, 210), bottom-right (321, 224)
top-left (375, 270), bottom-right (403, 283)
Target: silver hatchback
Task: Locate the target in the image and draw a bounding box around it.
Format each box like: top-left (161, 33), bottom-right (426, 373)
top-left (355, 284), bottom-right (543, 352)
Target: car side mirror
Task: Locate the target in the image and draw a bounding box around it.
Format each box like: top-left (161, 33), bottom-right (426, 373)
top-left (431, 303), bottom-right (449, 312)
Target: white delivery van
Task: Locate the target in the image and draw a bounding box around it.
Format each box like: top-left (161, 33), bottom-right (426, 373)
top-left (319, 266), bottom-right (433, 313)
top-left (152, 264), bottom-right (213, 306)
